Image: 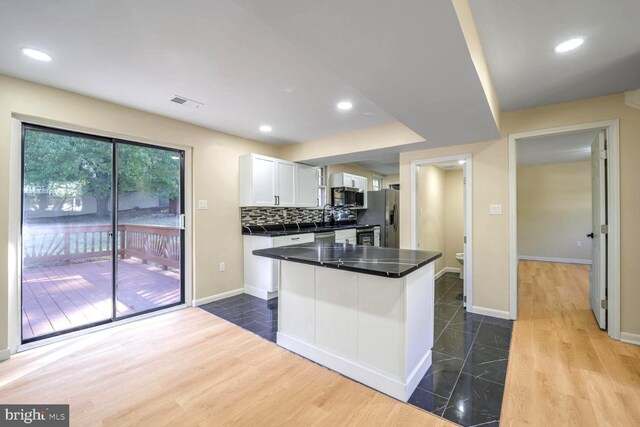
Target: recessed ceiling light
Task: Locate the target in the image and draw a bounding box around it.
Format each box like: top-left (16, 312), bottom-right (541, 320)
top-left (554, 37), bottom-right (585, 53)
top-left (259, 125), bottom-right (272, 133)
top-left (21, 47), bottom-right (52, 61)
top-left (337, 101), bottom-right (353, 111)
top-left (458, 160), bottom-right (466, 165)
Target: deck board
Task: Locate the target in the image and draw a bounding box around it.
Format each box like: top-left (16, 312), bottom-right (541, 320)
top-left (21, 259), bottom-right (181, 341)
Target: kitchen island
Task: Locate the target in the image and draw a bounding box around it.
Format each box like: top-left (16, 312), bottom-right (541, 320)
top-left (253, 243), bottom-right (441, 401)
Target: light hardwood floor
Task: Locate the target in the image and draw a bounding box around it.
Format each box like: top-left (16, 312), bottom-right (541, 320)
top-left (501, 261), bottom-right (640, 426)
top-left (0, 307), bottom-right (453, 426)
top-left (3, 260), bottom-right (638, 426)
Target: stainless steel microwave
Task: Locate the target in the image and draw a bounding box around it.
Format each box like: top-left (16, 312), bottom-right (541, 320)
top-left (331, 187), bottom-right (365, 207)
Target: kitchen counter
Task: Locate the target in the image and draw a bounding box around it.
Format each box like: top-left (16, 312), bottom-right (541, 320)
top-left (253, 242), bottom-right (441, 278)
top-left (255, 242), bottom-right (439, 402)
top-left (241, 222), bottom-right (379, 237)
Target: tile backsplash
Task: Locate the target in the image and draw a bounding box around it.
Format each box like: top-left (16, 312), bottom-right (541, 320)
top-left (240, 207), bottom-right (356, 226)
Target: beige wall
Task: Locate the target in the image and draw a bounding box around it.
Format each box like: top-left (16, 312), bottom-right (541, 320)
top-left (0, 75), bottom-right (278, 351)
top-left (417, 165), bottom-right (445, 273)
top-left (327, 163), bottom-right (382, 191)
top-left (401, 93), bottom-right (640, 335)
top-left (444, 170), bottom-right (464, 269)
top-left (385, 174), bottom-right (400, 187)
top-left (518, 161), bottom-right (591, 261)
top-left (417, 167), bottom-right (463, 273)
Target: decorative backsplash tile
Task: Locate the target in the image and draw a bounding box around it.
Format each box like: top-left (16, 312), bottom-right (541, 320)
top-left (240, 207), bottom-right (356, 226)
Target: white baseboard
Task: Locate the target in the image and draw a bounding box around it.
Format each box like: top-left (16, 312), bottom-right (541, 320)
top-left (620, 332), bottom-right (640, 346)
top-left (243, 285), bottom-right (278, 301)
top-left (518, 255), bottom-right (592, 265)
top-left (193, 288), bottom-right (244, 306)
top-left (0, 348), bottom-right (10, 362)
top-left (436, 267), bottom-right (461, 279)
top-left (277, 332), bottom-right (431, 402)
top-left (471, 306), bottom-right (511, 320)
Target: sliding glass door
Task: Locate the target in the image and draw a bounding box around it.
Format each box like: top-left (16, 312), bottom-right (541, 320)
top-left (21, 124), bottom-right (184, 343)
top-left (115, 143), bottom-right (183, 318)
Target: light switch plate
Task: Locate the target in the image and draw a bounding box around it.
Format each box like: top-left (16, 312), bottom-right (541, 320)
top-left (198, 200), bottom-right (208, 210)
top-left (490, 204), bottom-right (502, 215)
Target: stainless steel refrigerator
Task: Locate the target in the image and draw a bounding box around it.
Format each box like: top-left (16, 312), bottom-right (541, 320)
top-left (358, 189), bottom-right (400, 248)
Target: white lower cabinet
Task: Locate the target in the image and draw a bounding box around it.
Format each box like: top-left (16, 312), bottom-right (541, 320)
top-left (243, 233), bottom-right (315, 299)
top-left (335, 229), bottom-right (357, 245)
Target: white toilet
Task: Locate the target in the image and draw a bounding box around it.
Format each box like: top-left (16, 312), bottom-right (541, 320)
top-left (455, 253), bottom-right (464, 280)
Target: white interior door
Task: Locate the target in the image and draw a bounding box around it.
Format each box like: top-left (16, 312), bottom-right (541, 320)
top-left (590, 131), bottom-right (607, 329)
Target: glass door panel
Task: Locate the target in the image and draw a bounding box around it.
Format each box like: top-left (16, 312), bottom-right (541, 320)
top-left (115, 143), bottom-right (183, 317)
top-left (21, 126), bottom-right (114, 342)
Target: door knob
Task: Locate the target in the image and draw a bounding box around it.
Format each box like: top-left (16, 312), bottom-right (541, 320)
top-left (586, 232), bottom-right (594, 238)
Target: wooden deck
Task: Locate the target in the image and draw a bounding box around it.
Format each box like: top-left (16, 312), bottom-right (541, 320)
top-left (22, 259), bottom-right (181, 341)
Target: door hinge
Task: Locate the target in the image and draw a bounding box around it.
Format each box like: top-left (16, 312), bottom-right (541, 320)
top-left (600, 224), bottom-right (608, 234)
top-left (600, 150), bottom-right (607, 160)
top-left (601, 299), bottom-right (608, 310)
top-left (179, 214), bottom-right (186, 230)
top-left (464, 236), bottom-right (467, 244)
top-left (463, 177), bottom-right (466, 185)
top-left (463, 295), bottom-right (467, 303)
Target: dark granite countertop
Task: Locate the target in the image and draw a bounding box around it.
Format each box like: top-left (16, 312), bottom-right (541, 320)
top-left (242, 222), bottom-right (380, 237)
top-left (253, 242), bottom-right (441, 278)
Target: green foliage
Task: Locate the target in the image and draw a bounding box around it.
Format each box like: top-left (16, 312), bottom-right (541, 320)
top-left (23, 129), bottom-right (180, 214)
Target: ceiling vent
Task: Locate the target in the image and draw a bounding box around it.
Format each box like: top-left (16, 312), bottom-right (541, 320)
top-left (170, 95), bottom-right (203, 109)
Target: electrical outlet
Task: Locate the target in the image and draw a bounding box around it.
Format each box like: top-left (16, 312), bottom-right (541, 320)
top-left (489, 204), bottom-right (502, 215)
top-left (576, 240), bottom-right (582, 247)
top-left (219, 262), bottom-right (225, 272)
top-left (198, 200), bottom-right (208, 210)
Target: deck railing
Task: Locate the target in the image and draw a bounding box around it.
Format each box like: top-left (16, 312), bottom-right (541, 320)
top-left (22, 223), bottom-right (180, 269)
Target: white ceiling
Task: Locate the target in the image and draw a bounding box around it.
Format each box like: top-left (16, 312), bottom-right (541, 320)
top-left (469, 0), bottom-right (640, 111)
top-left (517, 130), bottom-right (599, 165)
top-left (233, 0), bottom-right (500, 147)
top-left (0, 0), bottom-right (395, 144)
top-left (2, 0), bottom-right (634, 154)
top-left (0, 0), bottom-right (500, 147)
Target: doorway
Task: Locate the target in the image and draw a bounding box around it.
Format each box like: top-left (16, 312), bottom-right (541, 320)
top-left (508, 120), bottom-right (620, 339)
top-left (20, 124), bottom-right (185, 343)
top-left (410, 154), bottom-right (473, 309)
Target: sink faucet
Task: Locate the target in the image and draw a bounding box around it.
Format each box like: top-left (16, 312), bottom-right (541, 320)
top-left (321, 203), bottom-right (333, 227)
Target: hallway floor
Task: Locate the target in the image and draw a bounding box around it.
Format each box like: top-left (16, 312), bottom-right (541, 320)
top-left (501, 261), bottom-right (640, 426)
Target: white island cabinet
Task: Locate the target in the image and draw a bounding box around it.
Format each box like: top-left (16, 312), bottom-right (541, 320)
top-left (253, 243), bottom-right (440, 401)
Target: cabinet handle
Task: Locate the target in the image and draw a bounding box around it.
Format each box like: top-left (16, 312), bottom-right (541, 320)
top-left (277, 195), bottom-right (280, 205)
top-left (292, 237), bottom-right (300, 241)
top-left (274, 195), bottom-right (278, 205)
top-left (317, 197), bottom-right (320, 207)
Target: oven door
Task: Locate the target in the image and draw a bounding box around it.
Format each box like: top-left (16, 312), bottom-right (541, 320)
top-left (357, 230), bottom-right (375, 246)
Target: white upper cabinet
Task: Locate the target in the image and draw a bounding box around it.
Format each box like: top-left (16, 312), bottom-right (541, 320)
top-left (246, 155), bottom-right (277, 206)
top-left (277, 161), bottom-right (296, 206)
top-left (240, 154), bottom-right (318, 207)
top-left (296, 164), bottom-right (320, 207)
top-left (331, 173), bottom-right (368, 191)
top-left (354, 176), bottom-right (368, 191)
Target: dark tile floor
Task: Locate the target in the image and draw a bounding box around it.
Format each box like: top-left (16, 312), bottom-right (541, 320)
top-left (199, 273), bottom-right (512, 427)
top-left (409, 273), bottom-right (513, 426)
top-left (200, 294), bottom-right (278, 342)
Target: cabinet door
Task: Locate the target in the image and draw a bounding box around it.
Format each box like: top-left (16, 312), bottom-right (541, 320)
top-left (252, 156), bottom-right (277, 206)
top-left (297, 164), bottom-right (319, 207)
top-left (345, 174), bottom-right (357, 188)
top-left (355, 176), bottom-right (368, 191)
top-left (277, 161), bottom-right (296, 206)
